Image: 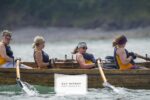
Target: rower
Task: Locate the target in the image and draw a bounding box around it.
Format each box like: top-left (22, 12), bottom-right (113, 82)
top-left (0, 30), bottom-right (31, 69)
top-left (113, 35), bottom-right (146, 70)
top-left (72, 42), bottom-right (96, 69)
top-left (33, 36), bottom-right (52, 69)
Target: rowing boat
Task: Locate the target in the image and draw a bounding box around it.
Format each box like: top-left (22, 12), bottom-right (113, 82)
top-left (0, 61), bottom-right (150, 89)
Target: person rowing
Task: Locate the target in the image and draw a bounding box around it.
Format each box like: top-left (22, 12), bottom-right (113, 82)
top-left (33, 36), bottom-right (52, 69)
top-left (73, 42), bottom-right (96, 69)
top-left (113, 35), bottom-right (147, 70)
top-left (0, 30), bottom-right (31, 69)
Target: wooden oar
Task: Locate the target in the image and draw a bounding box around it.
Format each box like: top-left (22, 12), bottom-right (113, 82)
top-left (97, 59), bottom-right (119, 92)
top-left (97, 59), bottom-right (107, 83)
top-left (16, 59), bottom-right (23, 88)
top-left (16, 59), bottom-right (38, 95)
top-left (136, 54), bottom-right (150, 61)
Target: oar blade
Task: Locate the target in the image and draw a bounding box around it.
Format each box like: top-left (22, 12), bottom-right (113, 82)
top-left (16, 78), bottom-right (23, 88)
top-left (103, 82), bottom-right (119, 93)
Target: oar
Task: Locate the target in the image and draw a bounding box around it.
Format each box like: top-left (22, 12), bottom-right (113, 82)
top-left (97, 59), bottom-right (107, 83)
top-left (136, 53), bottom-right (150, 61)
top-left (97, 59), bottom-right (119, 92)
top-left (16, 59), bottom-right (38, 95)
top-left (16, 59), bottom-right (23, 88)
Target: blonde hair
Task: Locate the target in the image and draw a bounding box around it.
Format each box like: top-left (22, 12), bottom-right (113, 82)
top-left (1, 30), bottom-right (12, 37)
top-left (32, 36), bottom-right (45, 48)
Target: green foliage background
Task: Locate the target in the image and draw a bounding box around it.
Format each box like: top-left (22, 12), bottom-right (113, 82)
top-left (0, 0), bottom-right (150, 30)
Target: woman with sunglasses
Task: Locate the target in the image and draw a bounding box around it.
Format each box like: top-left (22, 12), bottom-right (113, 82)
top-left (33, 36), bottom-right (52, 69)
top-left (73, 42), bottom-right (96, 69)
top-left (0, 30), bottom-right (31, 69)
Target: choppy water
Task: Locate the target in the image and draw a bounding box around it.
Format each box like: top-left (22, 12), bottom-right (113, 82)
top-left (0, 85), bottom-right (150, 100)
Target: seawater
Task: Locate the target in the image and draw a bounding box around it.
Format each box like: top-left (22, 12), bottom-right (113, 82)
top-left (0, 85), bottom-right (150, 100)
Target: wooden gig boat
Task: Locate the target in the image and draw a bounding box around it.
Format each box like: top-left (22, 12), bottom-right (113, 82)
top-left (0, 60), bottom-right (149, 89)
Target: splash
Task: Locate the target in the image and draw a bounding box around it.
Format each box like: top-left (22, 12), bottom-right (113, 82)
top-left (103, 82), bottom-right (120, 93)
top-left (18, 81), bottom-right (38, 96)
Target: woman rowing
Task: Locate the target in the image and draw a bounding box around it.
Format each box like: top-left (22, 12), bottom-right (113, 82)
top-left (0, 30), bottom-right (31, 69)
top-left (33, 36), bottom-right (52, 69)
top-left (113, 35), bottom-right (146, 70)
top-left (73, 42), bottom-right (96, 69)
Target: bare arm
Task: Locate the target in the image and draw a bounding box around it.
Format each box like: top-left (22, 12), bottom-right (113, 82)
top-left (35, 51), bottom-right (49, 68)
top-left (76, 54), bottom-right (95, 69)
top-left (0, 43), bottom-right (13, 62)
top-left (117, 48), bottom-right (133, 64)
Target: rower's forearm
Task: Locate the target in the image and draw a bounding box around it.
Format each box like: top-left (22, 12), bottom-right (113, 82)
top-left (5, 56), bottom-right (13, 62)
top-left (38, 62), bottom-right (49, 68)
top-left (122, 56), bottom-right (132, 64)
top-left (80, 63), bottom-right (95, 69)
top-left (43, 62), bottom-right (49, 67)
top-left (126, 56), bottom-right (133, 64)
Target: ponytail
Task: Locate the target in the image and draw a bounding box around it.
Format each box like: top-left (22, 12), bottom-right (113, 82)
top-left (112, 40), bottom-right (117, 47)
top-left (72, 46), bottom-right (78, 54)
top-left (112, 35), bottom-right (127, 47)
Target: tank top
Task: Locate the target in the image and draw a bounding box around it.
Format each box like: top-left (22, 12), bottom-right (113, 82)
top-left (41, 51), bottom-right (49, 63)
top-left (114, 47), bottom-right (133, 70)
top-left (34, 50), bottom-right (51, 68)
top-left (76, 53), bottom-right (93, 64)
top-left (82, 53), bottom-right (96, 64)
top-left (0, 45), bottom-right (14, 65)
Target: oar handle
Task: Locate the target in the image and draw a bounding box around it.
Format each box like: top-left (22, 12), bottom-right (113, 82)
top-left (16, 59), bottom-right (21, 79)
top-left (136, 54), bottom-right (150, 61)
top-left (97, 59), bottom-right (107, 83)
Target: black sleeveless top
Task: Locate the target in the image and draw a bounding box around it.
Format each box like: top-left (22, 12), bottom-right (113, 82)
top-left (41, 51), bottom-right (49, 62)
top-left (5, 45), bottom-right (14, 58)
top-left (34, 50), bottom-right (51, 68)
top-left (82, 53), bottom-right (96, 63)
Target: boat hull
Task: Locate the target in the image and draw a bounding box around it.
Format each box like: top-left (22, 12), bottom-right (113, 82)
top-left (0, 68), bottom-right (150, 89)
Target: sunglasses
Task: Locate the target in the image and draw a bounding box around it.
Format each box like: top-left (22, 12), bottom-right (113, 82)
top-left (82, 47), bottom-right (87, 50)
top-left (5, 35), bottom-right (12, 40)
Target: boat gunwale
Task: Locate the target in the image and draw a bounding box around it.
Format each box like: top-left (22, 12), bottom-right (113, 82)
top-left (0, 68), bottom-right (150, 75)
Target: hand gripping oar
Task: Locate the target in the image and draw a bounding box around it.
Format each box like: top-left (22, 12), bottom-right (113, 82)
top-left (16, 59), bottom-right (23, 88)
top-left (97, 59), bottom-right (119, 92)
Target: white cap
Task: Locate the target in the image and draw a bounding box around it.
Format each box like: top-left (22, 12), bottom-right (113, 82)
top-left (77, 42), bottom-right (87, 48)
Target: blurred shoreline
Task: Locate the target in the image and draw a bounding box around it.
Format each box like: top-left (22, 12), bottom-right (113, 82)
top-left (12, 27), bottom-right (150, 43)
